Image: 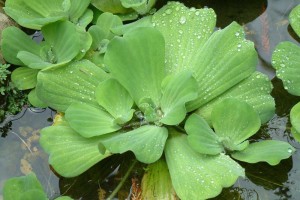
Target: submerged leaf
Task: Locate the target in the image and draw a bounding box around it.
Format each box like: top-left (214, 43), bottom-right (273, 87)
top-left (165, 130), bottom-right (244, 200)
top-left (231, 140), bottom-right (295, 165)
top-left (160, 71), bottom-right (198, 125)
top-left (272, 42), bottom-right (300, 96)
top-left (104, 27), bottom-right (165, 107)
top-left (65, 103), bottom-right (121, 138)
top-left (211, 98), bottom-right (261, 150)
top-left (95, 79), bottom-right (134, 124)
top-left (11, 67), bottom-right (39, 90)
top-left (36, 60), bottom-right (109, 111)
top-left (40, 125), bottom-right (111, 177)
top-left (101, 125), bottom-right (168, 163)
top-left (185, 114), bottom-right (223, 155)
top-left (291, 102), bottom-right (300, 134)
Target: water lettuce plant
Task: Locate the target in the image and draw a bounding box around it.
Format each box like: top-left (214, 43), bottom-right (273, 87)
top-left (272, 4), bottom-right (300, 141)
top-left (3, 172), bottom-right (72, 200)
top-left (1, 1), bottom-right (296, 199)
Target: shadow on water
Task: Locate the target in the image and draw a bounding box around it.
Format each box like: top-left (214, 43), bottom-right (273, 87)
top-left (1, 0), bottom-right (300, 199)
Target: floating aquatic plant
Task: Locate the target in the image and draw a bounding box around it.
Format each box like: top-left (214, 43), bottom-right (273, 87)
top-left (272, 4), bottom-right (300, 141)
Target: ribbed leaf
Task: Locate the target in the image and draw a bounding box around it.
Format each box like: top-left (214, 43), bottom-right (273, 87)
top-left (76, 9), bottom-right (93, 28)
top-left (272, 42), bottom-right (300, 96)
top-left (289, 4), bottom-right (300, 37)
top-left (17, 51), bottom-right (53, 69)
top-left (4, 0), bottom-right (68, 29)
top-left (3, 173), bottom-right (47, 200)
top-left (1, 26), bottom-right (40, 65)
top-left (40, 125), bottom-right (111, 177)
top-left (160, 71), bottom-right (198, 125)
top-left (211, 98), bottom-right (261, 149)
top-left (11, 67), bottom-right (39, 90)
top-left (68, 0), bottom-right (91, 24)
top-left (185, 114), bottom-right (223, 155)
top-left (101, 125), bottom-right (168, 163)
top-left (187, 22), bottom-right (257, 111)
top-left (291, 102), bottom-right (300, 134)
top-left (28, 89), bottom-right (47, 108)
top-left (65, 103), bottom-right (121, 138)
top-left (91, 0), bottom-right (130, 14)
top-left (152, 2), bottom-right (216, 74)
top-left (231, 140), bottom-right (295, 165)
top-left (95, 79), bottom-right (134, 124)
top-left (165, 130), bottom-right (244, 200)
top-left (195, 72), bottom-right (275, 125)
top-left (104, 27), bottom-right (165, 107)
top-left (141, 159), bottom-right (177, 200)
top-left (36, 60), bottom-right (109, 112)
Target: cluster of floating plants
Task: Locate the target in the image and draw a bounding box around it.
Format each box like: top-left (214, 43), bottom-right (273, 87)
top-left (1, 0), bottom-right (299, 199)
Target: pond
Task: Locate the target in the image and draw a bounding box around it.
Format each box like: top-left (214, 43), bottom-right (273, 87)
top-left (0, 0), bottom-right (300, 199)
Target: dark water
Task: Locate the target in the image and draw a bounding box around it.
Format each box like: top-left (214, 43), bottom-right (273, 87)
top-left (1, 0), bottom-right (300, 199)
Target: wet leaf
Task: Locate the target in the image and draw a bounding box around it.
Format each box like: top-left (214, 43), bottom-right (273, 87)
top-left (104, 27), bottom-right (165, 107)
top-left (101, 125), bottom-right (168, 164)
top-left (11, 67), bottom-right (39, 90)
top-left (40, 124), bottom-right (111, 177)
top-left (160, 71), bottom-right (198, 125)
top-left (231, 140), bottom-right (295, 165)
top-left (36, 60), bottom-right (109, 112)
top-left (65, 103), bottom-right (121, 138)
top-left (165, 130), bottom-right (244, 200)
top-left (95, 79), bottom-right (134, 124)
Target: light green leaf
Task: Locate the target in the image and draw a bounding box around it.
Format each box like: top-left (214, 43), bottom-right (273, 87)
top-left (91, 0), bottom-right (130, 14)
top-left (74, 27), bottom-right (93, 60)
top-left (187, 22), bottom-right (257, 111)
top-left (11, 67), bottom-right (39, 90)
top-left (17, 51), bottom-right (52, 69)
top-left (95, 79), bottom-right (134, 124)
top-left (101, 125), bottom-right (168, 163)
top-left (272, 42), bottom-right (300, 96)
top-left (160, 71), bottom-right (198, 125)
top-left (152, 2), bottom-right (216, 74)
top-left (121, 0), bottom-right (156, 14)
top-left (1, 26), bottom-right (40, 65)
top-left (111, 15), bottom-right (152, 35)
top-left (185, 114), bottom-right (223, 155)
top-left (28, 89), bottom-right (48, 108)
top-left (104, 27), bottom-right (165, 106)
top-left (55, 197), bottom-right (74, 200)
top-left (42, 21), bottom-right (81, 64)
top-left (76, 9), bottom-right (94, 28)
top-left (289, 4), bottom-right (300, 37)
top-left (68, 0), bottom-right (91, 24)
top-left (231, 140), bottom-right (295, 165)
top-left (36, 60), bottom-right (109, 112)
top-left (291, 127), bottom-right (300, 143)
top-left (165, 130), bottom-right (244, 200)
top-left (3, 173), bottom-right (47, 200)
top-left (4, 0), bottom-right (68, 29)
top-left (211, 98), bottom-right (261, 150)
top-left (141, 159), bottom-right (177, 200)
top-left (195, 72), bottom-right (275, 125)
top-left (65, 103), bottom-right (121, 138)
top-left (40, 125), bottom-right (111, 177)
top-left (291, 102), bottom-right (300, 134)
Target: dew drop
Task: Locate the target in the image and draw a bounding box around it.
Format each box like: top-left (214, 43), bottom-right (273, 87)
top-left (166, 9), bottom-right (172, 14)
top-left (195, 11), bottom-right (200, 16)
top-left (280, 63), bottom-right (285, 67)
top-left (235, 32), bottom-right (240, 36)
top-left (179, 16), bottom-right (186, 24)
top-left (288, 148), bottom-right (293, 153)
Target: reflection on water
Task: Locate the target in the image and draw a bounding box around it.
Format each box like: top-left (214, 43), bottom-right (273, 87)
top-left (0, 108), bottom-right (59, 200)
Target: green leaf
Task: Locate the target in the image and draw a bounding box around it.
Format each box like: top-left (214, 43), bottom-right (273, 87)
top-left (121, 0), bottom-right (156, 14)
top-left (185, 114), bottom-right (223, 155)
top-left (91, 0), bottom-right (130, 14)
top-left (17, 51), bottom-right (53, 69)
top-left (165, 130), bottom-right (244, 200)
top-left (231, 140), bottom-right (295, 165)
top-left (65, 103), bottom-right (121, 138)
top-left (289, 4), bottom-right (300, 37)
top-left (291, 102), bottom-right (300, 134)
top-left (1, 26), bottom-right (40, 65)
top-left (42, 21), bottom-right (81, 64)
top-left (3, 173), bottom-right (47, 200)
top-left (55, 197), bottom-right (74, 200)
top-left (95, 79), bottom-right (134, 124)
top-left (195, 72), bottom-right (275, 125)
top-left (111, 15), bottom-right (152, 35)
top-left (28, 89), bottom-right (48, 108)
top-left (11, 67), bottom-right (39, 90)
top-left (104, 27), bottom-right (165, 106)
top-left (272, 42), bottom-right (300, 96)
top-left (40, 125), bottom-right (111, 177)
top-left (152, 2), bottom-right (216, 74)
top-left (160, 71), bottom-right (198, 125)
top-left (76, 9), bottom-right (94, 28)
top-left (101, 125), bottom-right (168, 163)
top-left (187, 22), bottom-right (257, 111)
top-left (74, 27), bottom-right (93, 60)
top-left (141, 159), bottom-right (177, 200)
top-left (36, 60), bottom-right (109, 112)
top-left (4, 0), bottom-right (68, 29)
top-left (68, 0), bottom-right (91, 24)
top-left (211, 98), bottom-right (261, 150)
top-left (291, 127), bottom-right (300, 143)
